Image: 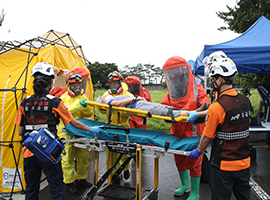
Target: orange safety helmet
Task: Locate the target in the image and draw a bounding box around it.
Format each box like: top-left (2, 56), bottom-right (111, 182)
top-left (69, 67), bottom-right (89, 79)
top-left (67, 67), bottom-right (89, 91)
top-left (107, 71), bottom-right (123, 82)
top-left (66, 73), bottom-right (82, 84)
top-left (107, 71), bottom-right (124, 94)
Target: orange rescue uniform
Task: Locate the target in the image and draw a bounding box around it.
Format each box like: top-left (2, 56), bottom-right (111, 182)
top-left (203, 88), bottom-right (251, 171)
top-left (14, 97), bottom-right (73, 158)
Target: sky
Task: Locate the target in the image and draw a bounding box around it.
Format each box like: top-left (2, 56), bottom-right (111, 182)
top-left (0, 0), bottom-right (240, 69)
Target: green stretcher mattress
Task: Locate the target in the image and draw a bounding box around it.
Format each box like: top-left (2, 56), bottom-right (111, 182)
top-left (65, 119), bottom-right (200, 151)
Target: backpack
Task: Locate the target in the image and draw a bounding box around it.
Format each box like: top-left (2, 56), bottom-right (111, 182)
top-left (23, 128), bottom-right (65, 165)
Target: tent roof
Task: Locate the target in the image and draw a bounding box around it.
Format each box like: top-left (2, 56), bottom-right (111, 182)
top-left (0, 30), bottom-right (91, 66)
top-left (188, 60), bottom-right (204, 75)
top-left (194, 16), bottom-right (270, 74)
top-left (0, 29), bottom-right (94, 101)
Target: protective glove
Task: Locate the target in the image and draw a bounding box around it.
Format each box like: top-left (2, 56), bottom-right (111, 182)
top-left (186, 111), bottom-right (200, 124)
top-left (79, 98), bottom-right (87, 107)
top-left (21, 134), bottom-right (27, 145)
top-left (188, 148), bottom-right (201, 159)
top-left (90, 126), bottom-right (101, 134)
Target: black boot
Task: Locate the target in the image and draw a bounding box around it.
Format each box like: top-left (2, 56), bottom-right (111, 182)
top-left (66, 182), bottom-right (78, 194)
top-left (76, 179), bottom-right (93, 188)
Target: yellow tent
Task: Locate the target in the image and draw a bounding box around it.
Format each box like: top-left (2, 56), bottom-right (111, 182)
top-left (0, 30), bottom-right (93, 194)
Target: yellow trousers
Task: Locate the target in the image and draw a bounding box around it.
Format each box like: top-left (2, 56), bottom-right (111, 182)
top-left (61, 143), bottom-right (89, 184)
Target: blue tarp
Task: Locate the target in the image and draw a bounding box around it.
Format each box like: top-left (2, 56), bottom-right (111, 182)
top-left (194, 16), bottom-right (270, 74)
top-left (65, 119), bottom-right (200, 151)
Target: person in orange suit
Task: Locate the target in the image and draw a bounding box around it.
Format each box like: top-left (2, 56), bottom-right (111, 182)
top-left (161, 56), bottom-right (210, 200)
top-left (125, 76), bottom-right (152, 129)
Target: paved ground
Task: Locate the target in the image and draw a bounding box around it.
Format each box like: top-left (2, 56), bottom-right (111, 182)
top-left (8, 141), bottom-right (270, 200)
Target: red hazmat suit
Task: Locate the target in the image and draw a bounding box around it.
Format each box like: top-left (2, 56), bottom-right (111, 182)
top-left (125, 76), bottom-right (152, 129)
top-left (161, 56), bottom-right (210, 177)
top-left (50, 86), bottom-right (67, 98)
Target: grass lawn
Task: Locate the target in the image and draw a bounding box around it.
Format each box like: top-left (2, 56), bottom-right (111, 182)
top-left (93, 89), bottom-right (261, 133)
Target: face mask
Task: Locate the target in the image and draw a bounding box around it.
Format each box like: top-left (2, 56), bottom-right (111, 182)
top-left (111, 84), bottom-right (119, 94)
top-left (71, 85), bottom-right (81, 96)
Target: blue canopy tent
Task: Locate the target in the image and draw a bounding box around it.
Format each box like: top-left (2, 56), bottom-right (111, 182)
top-left (188, 60), bottom-right (204, 75)
top-left (188, 60), bottom-right (195, 73)
top-left (194, 16), bottom-right (270, 75)
top-left (188, 60), bottom-right (204, 86)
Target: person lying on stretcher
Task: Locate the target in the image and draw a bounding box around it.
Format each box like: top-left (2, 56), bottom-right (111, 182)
top-left (96, 95), bottom-right (208, 122)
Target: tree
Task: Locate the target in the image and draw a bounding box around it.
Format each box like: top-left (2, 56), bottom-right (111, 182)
top-left (217, 0), bottom-right (270, 96)
top-left (0, 8), bottom-right (5, 26)
top-left (120, 63), bottom-right (146, 82)
top-left (88, 62), bottom-right (164, 90)
top-left (217, 0), bottom-right (270, 33)
top-left (120, 63), bottom-right (164, 85)
top-left (88, 62), bottom-right (119, 89)
top-left (152, 66), bottom-right (164, 84)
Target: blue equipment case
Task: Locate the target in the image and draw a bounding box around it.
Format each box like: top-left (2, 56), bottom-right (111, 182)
top-left (23, 128), bottom-right (65, 165)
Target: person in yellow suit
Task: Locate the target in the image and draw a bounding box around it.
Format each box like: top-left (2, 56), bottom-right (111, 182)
top-left (98, 71), bottom-right (134, 184)
top-left (58, 72), bottom-right (93, 194)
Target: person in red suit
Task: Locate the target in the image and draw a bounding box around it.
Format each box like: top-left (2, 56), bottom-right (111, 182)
top-left (125, 76), bottom-right (152, 129)
top-left (161, 56), bottom-right (210, 200)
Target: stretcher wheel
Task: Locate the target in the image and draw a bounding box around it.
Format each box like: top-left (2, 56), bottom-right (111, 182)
top-left (148, 189), bottom-right (158, 200)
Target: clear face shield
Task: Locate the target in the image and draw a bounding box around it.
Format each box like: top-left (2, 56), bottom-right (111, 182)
top-left (164, 66), bottom-right (189, 99)
top-left (81, 78), bottom-right (87, 91)
top-left (127, 83), bottom-right (140, 96)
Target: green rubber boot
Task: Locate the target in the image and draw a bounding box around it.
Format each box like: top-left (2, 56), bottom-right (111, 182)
top-left (186, 176), bottom-right (200, 200)
top-left (174, 170), bottom-right (190, 196)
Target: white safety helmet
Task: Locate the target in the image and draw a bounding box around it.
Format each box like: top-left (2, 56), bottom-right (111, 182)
top-left (203, 51), bottom-right (228, 75)
top-left (208, 51), bottom-right (227, 63)
top-left (209, 58), bottom-right (238, 77)
top-left (31, 62), bottom-right (56, 78)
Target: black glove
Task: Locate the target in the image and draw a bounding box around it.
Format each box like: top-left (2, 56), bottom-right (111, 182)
top-left (21, 134), bottom-right (27, 145)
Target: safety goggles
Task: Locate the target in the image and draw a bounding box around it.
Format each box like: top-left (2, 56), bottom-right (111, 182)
top-left (67, 73), bottom-right (82, 83)
top-left (108, 72), bottom-right (122, 82)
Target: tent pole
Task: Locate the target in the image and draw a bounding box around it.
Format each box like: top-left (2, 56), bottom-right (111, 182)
top-left (204, 67), bottom-right (207, 92)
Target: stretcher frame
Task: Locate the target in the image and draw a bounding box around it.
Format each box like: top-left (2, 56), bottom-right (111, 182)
top-left (63, 126), bottom-right (191, 200)
top-left (66, 100), bottom-right (189, 199)
top-left (85, 100), bottom-right (188, 122)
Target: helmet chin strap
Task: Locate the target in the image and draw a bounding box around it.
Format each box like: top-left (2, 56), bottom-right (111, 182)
top-left (211, 77), bottom-right (226, 92)
top-left (212, 78), bottom-right (233, 94)
top-left (211, 78), bottom-right (220, 92)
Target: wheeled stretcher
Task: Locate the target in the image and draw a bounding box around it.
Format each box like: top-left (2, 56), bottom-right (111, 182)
top-left (64, 119), bottom-right (200, 200)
